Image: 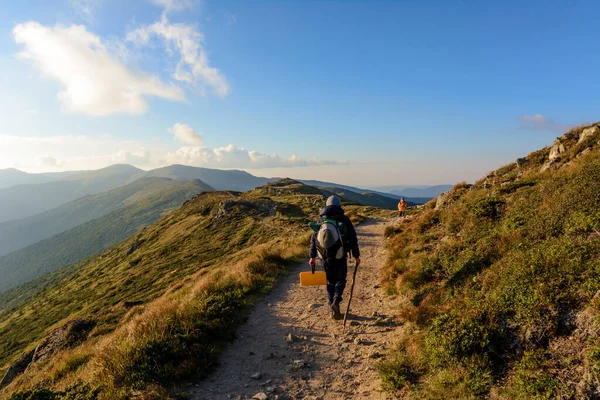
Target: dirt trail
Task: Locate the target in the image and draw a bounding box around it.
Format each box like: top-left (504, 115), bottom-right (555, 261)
top-left (188, 219), bottom-right (401, 400)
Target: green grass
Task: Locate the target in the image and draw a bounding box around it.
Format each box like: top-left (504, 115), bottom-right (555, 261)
top-left (0, 179), bottom-right (384, 399)
top-left (381, 123), bottom-right (600, 398)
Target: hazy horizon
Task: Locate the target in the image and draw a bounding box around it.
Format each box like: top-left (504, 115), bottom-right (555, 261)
top-left (2, 1), bottom-right (598, 186)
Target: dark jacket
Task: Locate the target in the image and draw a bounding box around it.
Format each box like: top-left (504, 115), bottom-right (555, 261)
top-left (309, 205), bottom-right (360, 259)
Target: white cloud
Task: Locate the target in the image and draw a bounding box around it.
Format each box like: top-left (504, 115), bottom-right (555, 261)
top-left (170, 123), bottom-right (203, 145)
top-left (0, 133), bottom-right (341, 172)
top-left (521, 114), bottom-right (569, 132)
top-left (127, 15), bottom-right (229, 97)
top-left (13, 22), bottom-right (185, 116)
top-left (165, 144), bottom-right (341, 169)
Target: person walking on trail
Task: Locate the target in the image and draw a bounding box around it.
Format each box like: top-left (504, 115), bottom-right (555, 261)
top-left (398, 197), bottom-right (407, 217)
top-left (309, 195), bottom-right (360, 320)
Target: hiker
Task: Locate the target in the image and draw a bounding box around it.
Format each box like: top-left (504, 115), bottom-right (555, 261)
top-left (398, 197), bottom-right (407, 217)
top-left (309, 195), bottom-right (360, 319)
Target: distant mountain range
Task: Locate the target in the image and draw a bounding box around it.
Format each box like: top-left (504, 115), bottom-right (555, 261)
top-left (0, 177), bottom-right (193, 257)
top-left (0, 164), bottom-right (143, 223)
top-left (0, 179), bottom-right (213, 293)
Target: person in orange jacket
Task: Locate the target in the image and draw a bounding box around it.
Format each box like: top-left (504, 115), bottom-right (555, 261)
top-left (398, 197), bottom-right (407, 217)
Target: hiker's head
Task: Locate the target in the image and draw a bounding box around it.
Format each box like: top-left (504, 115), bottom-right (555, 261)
top-left (326, 195), bottom-right (342, 207)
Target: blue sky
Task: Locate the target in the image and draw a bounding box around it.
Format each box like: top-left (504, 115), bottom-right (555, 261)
top-left (0, 0), bottom-right (598, 186)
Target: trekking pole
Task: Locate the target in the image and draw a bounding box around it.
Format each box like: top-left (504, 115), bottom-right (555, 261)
top-left (343, 259), bottom-right (359, 332)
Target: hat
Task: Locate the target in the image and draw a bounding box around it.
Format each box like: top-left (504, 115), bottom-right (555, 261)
top-left (326, 195), bottom-right (342, 206)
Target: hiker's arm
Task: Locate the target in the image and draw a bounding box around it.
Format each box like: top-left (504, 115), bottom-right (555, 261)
top-left (309, 232), bottom-right (318, 259)
top-left (347, 220), bottom-right (360, 258)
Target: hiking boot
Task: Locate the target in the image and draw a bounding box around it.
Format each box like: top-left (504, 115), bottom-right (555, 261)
top-left (331, 303), bottom-right (342, 320)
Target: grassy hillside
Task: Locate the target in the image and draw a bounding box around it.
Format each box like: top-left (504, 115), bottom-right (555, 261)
top-left (0, 165), bottom-right (143, 224)
top-left (0, 177), bottom-right (195, 257)
top-left (0, 179), bottom-right (379, 399)
top-left (134, 164), bottom-right (271, 191)
top-left (379, 123), bottom-right (600, 398)
top-left (0, 180), bottom-right (212, 294)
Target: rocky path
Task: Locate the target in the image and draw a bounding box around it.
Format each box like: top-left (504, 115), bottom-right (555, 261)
top-left (188, 219), bottom-right (401, 400)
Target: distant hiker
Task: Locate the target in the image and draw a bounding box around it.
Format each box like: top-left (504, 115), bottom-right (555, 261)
top-left (398, 197), bottom-right (407, 217)
top-left (309, 195), bottom-right (360, 320)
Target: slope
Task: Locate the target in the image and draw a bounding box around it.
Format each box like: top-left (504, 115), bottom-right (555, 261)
top-left (380, 123), bottom-right (600, 398)
top-left (0, 165), bottom-right (143, 223)
top-left (0, 179), bottom-right (330, 397)
top-left (0, 177), bottom-right (195, 257)
top-left (0, 179), bottom-right (213, 294)
top-left (134, 164), bottom-right (272, 191)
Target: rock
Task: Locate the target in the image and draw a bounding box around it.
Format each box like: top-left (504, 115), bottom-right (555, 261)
top-left (251, 372), bottom-right (263, 380)
top-left (353, 338), bottom-right (364, 345)
top-left (123, 301), bottom-right (143, 309)
top-left (369, 351), bottom-right (383, 359)
top-left (371, 311), bottom-right (379, 317)
top-left (306, 303), bottom-right (320, 310)
top-left (349, 321), bottom-right (359, 326)
top-left (578, 126), bottom-right (599, 144)
top-left (515, 157), bottom-right (527, 168)
top-left (577, 147), bottom-right (592, 158)
top-left (293, 359), bottom-right (309, 369)
top-left (265, 386), bottom-right (276, 393)
top-left (126, 241), bottom-right (140, 256)
top-left (373, 284), bottom-right (380, 289)
top-left (540, 159), bottom-right (560, 173)
top-left (435, 191), bottom-right (450, 210)
top-left (549, 140), bottom-right (566, 161)
top-left (285, 333), bottom-right (299, 343)
top-left (252, 393), bottom-right (269, 400)
top-left (0, 349), bottom-right (35, 389)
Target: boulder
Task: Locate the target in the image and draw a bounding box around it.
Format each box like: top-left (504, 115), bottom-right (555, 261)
top-left (31, 319), bottom-right (95, 365)
top-left (549, 140), bottom-right (566, 161)
top-left (578, 126), bottom-right (599, 144)
top-left (435, 191), bottom-right (450, 210)
top-left (0, 350), bottom-right (34, 389)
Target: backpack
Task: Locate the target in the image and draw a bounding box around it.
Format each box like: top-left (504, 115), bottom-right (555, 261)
top-left (315, 218), bottom-right (347, 260)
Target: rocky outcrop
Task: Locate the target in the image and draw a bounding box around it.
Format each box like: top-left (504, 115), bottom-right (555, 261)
top-left (0, 350), bottom-right (34, 389)
top-left (0, 319), bottom-right (94, 388)
top-left (540, 125), bottom-right (600, 173)
top-left (435, 191), bottom-right (450, 210)
top-left (549, 140), bottom-right (566, 162)
top-left (578, 126), bottom-right (599, 144)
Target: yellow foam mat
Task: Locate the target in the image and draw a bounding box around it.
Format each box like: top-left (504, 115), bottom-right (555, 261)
top-left (299, 271), bottom-right (327, 286)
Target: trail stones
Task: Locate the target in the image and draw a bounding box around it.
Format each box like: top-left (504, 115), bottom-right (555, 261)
top-left (252, 393), bottom-right (269, 400)
top-left (251, 372), bottom-right (263, 380)
top-left (353, 338), bottom-right (364, 345)
top-left (293, 359), bottom-right (309, 369)
top-left (285, 333), bottom-right (299, 343)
